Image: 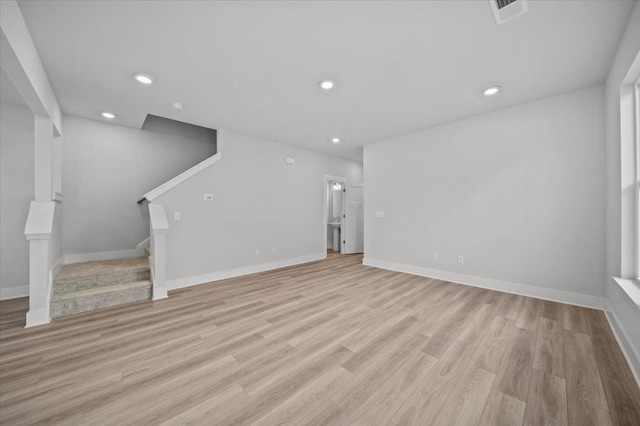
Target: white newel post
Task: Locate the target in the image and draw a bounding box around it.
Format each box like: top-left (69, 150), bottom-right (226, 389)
top-left (149, 204), bottom-right (169, 300)
top-left (24, 201), bottom-right (55, 327)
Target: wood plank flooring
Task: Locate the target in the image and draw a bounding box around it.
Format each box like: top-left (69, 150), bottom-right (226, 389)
top-left (1, 252), bottom-right (639, 425)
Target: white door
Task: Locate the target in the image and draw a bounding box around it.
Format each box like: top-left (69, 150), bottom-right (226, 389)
top-left (343, 183), bottom-right (364, 254)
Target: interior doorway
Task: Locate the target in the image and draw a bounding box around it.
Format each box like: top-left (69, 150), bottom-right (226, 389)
top-left (322, 175), bottom-right (364, 257)
top-left (324, 175), bottom-right (346, 255)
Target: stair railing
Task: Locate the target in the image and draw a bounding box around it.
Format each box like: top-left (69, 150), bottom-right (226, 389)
top-left (148, 204), bottom-right (169, 300)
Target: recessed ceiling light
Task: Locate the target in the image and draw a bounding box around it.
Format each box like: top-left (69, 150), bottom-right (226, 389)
top-left (332, 137), bottom-right (340, 143)
top-left (101, 112), bottom-right (115, 119)
top-left (483, 86), bottom-right (501, 96)
top-left (320, 80), bottom-right (335, 90)
top-left (133, 73), bottom-right (153, 85)
top-left (171, 102), bottom-right (183, 110)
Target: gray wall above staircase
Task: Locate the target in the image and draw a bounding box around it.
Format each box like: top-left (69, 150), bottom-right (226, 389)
top-left (62, 115), bottom-right (217, 257)
top-left (141, 114), bottom-right (216, 153)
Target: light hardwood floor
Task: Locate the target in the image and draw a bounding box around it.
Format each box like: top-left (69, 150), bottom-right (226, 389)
top-left (1, 252), bottom-right (639, 425)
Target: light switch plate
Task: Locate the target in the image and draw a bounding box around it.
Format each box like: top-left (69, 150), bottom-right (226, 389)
top-left (374, 211), bottom-right (385, 218)
top-left (203, 193), bottom-right (214, 201)
top-left (174, 212), bottom-right (181, 221)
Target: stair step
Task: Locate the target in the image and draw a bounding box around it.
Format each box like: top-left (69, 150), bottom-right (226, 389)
top-left (54, 257), bottom-right (150, 293)
top-left (51, 280), bottom-right (152, 319)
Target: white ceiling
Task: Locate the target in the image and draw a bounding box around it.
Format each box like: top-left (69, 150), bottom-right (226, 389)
top-left (17, 0), bottom-right (634, 161)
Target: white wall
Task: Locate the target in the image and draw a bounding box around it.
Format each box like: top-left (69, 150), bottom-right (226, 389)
top-left (154, 129), bottom-right (363, 286)
top-left (62, 115), bottom-right (217, 256)
top-left (604, 0), bottom-right (640, 380)
top-left (0, 103), bottom-right (34, 297)
top-left (327, 183), bottom-right (333, 247)
top-left (364, 85), bottom-right (606, 300)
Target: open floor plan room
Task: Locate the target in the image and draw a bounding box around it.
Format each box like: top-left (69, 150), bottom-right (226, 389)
top-left (2, 0), bottom-right (640, 424)
top-left (1, 254), bottom-right (639, 425)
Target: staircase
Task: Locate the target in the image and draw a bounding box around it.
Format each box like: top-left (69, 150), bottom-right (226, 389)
top-left (51, 256), bottom-right (152, 318)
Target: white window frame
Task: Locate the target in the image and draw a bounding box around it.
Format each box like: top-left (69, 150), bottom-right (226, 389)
top-left (636, 75), bottom-right (640, 280)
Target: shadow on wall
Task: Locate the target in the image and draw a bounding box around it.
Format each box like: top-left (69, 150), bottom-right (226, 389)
top-left (141, 114), bottom-right (217, 155)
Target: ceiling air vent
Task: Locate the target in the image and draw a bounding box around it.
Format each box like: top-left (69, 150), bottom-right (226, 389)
top-left (489, 0), bottom-right (529, 26)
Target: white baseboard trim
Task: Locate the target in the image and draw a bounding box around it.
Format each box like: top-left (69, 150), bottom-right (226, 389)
top-left (136, 237), bottom-right (150, 252)
top-left (167, 253), bottom-right (326, 291)
top-left (362, 258), bottom-right (606, 310)
top-left (65, 238), bottom-right (150, 265)
top-left (362, 259), bottom-right (640, 385)
top-left (152, 290), bottom-right (168, 301)
top-left (0, 257), bottom-right (62, 300)
top-left (65, 248), bottom-right (142, 264)
top-left (0, 286), bottom-right (29, 300)
top-left (25, 308), bottom-right (50, 328)
top-left (51, 256), bottom-right (64, 279)
top-left (604, 300), bottom-right (640, 387)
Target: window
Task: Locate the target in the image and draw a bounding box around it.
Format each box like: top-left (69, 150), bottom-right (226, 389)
top-left (614, 69), bottom-right (640, 309)
top-left (636, 76), bottom-right (640, 279)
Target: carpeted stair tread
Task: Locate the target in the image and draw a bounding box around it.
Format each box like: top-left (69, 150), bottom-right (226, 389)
top-left (56, 257), bottom-right (149, 280)
top-left (51, 280), bottom-right (152, 318)
top-left (54, 257), bottom-right (150, 293)
top-left (52, 280), bottom-right (152, 300)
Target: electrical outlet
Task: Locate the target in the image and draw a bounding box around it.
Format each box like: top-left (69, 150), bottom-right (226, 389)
top-left (203, 193), bottom-right (214, 201)
top-left (432, 252), bottom-right (438, 260)
top-left (255, 249), bottom-right (260, 256)
top-left (272, 246), bottom-right (277, 254)
top-left (457, 255), bottom-right (464, 264)
top-left (174, 212), bottom-right (181, 221)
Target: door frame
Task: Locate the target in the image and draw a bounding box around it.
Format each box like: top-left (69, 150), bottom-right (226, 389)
top-left (323, 174), bottom-right (347, 258)
top-left (343, 182), bottom-right (364, 254)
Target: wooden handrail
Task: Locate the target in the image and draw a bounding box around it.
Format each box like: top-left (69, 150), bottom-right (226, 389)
top-left (139, 152), bottom-right (222, 204)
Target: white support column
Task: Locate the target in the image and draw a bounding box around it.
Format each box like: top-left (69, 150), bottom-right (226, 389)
top-left (34, 116), bottom-right (52, 202)
top-left (52, 134), bottom-right (62, 197)
top-left (25, 238), bottom-right (50, 327)
top-left (2, 0), bottom-right (64, 328)
top-left (151, 231), bottom-right (168, 300)
top-left (149, 204), bottom-right (169, 300)
top-left (1, 0), bottom-right (63, 135)
top-left (24, 201), bottom-right (55, 327)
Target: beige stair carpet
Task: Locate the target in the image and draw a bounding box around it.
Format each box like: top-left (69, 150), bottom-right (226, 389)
top-left (51, 257), bottom-right (152, 318)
